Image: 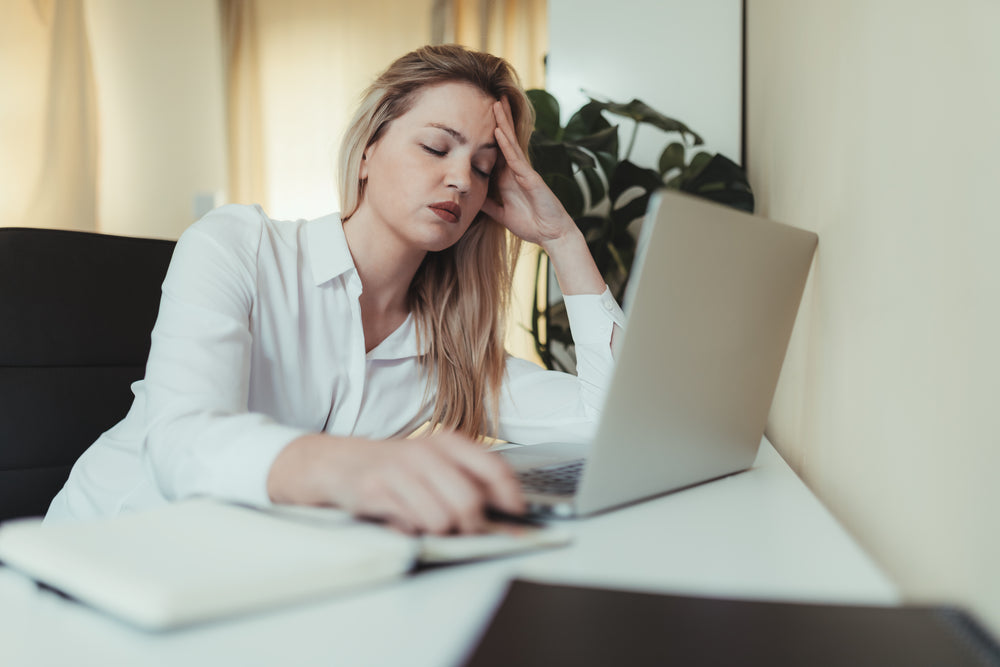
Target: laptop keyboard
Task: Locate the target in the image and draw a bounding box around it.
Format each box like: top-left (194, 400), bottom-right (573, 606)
top-left (516, 460), bottom-right (585, 496)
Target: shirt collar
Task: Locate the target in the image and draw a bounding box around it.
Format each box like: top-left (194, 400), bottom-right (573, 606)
top-left (305, 213), bottom-right (428, 360)
top-left (366, 313), bottom-right (427, 360)
top-left (305, 213), bottom-right (356, 286)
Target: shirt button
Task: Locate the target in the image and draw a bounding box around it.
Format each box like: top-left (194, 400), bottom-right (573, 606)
top-left (602, 299), bottom-right (615, 311)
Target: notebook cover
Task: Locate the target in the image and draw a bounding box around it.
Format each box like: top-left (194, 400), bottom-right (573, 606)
top-left (0, 499), bottom-right (416, 630)
top-left (462, 579), bottom-right (1000, 666)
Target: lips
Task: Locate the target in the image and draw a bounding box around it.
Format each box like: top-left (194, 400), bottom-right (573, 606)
top-left (428, 201), bottom-right (462, 224)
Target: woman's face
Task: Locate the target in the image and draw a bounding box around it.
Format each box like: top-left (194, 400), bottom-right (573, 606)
top-left (357, 81), bottom-right (499, 253)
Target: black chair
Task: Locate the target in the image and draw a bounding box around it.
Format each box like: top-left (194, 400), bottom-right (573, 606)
top-left (0, 227), bottom-right (175, 521)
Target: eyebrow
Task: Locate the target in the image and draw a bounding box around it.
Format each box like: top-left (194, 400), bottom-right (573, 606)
top-left (427, 123), bottom-right (497, 150)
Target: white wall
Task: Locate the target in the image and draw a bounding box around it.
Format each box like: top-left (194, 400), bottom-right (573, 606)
top-left (86, 0), bottom-right (228, 239)
top-left (547, 0), bottom-right (742, 168)
top-left (748, 1), bottom-right (1000, 634)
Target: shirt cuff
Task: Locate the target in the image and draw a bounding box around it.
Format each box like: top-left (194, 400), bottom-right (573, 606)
top-left (222, 421), bottom-right (311, 507)
top-left (563, 286), bottom-right (626, 346)
top-left (152, 415), bottom-right (311, 508)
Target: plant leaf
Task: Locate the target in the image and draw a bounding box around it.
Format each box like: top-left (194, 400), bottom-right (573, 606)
top-left (595, 151), bottom-right (617, 180)
top-left (527, 89), bottom-right (562, 141)
top-left (564, 145), bottom-right (597, 170)
top-left (529, 133), bottom-right (574, 179)
top-left (678, 151), bottom-right (713, 186)
top-left (543, 173), bottom-right (585, 219)
top-left (575, 215), bottom-right (609, 243)
top-left (679, 153), bottom-right (755, 212)
top-left (581, 166), bottom-right (606, 207)
top-left (589, 98), bottom-right (704, 145)
top-left (611, 191), bottom-right (652, 231)
top-left (573, 125), bottom-right (619, 158)
top-left (608, 160), bottom-right (664, 204)
top-left (587, 238), bottom-right (612, 273)
top-left (610, 226), bottom-right (637, 264)
top-left (564, 100), bottom-right (612, 140)
top-left (658, 142), bottom-right (686, 175)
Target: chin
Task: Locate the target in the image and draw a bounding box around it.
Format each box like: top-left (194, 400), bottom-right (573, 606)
top-left (422, 238), bottom-right (462, 254)
top-left (412, 224), bottom-right (468, 254)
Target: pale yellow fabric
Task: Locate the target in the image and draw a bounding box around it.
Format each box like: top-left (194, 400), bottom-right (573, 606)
top-left (439, 0), bottom-right (547, 89)
top-left (220, 0), bottom-right (434, 220)
top-left (0, 0), bottom-right (98, 231)
top-left (221, 0), bottom-right (267, 212)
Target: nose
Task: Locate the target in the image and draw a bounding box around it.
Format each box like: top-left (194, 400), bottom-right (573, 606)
top-left (445, 158), bottom-right (472, 195)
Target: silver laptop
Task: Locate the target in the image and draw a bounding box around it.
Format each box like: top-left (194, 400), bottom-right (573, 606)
top-left (501, 190), bottom-right (818, 518)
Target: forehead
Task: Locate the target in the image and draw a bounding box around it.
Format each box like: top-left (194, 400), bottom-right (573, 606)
top-left (395, 81), bottom-right (498, 141)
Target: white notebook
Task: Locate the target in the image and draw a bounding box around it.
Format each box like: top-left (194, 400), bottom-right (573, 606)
top-left (0, 499), bottom-right (570, 630)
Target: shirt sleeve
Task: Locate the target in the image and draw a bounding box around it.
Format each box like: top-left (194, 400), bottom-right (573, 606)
top-left (139, 205), bottom-right (309, 506)
top-left (497, 287), bottom-right (625, 445)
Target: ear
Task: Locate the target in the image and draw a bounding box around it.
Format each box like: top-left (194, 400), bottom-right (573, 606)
top-left (359, 150), bottom-right (369, 181)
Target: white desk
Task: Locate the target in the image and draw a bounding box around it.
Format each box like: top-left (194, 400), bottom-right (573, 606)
top-left (0, 438), bottom-right (897, 667)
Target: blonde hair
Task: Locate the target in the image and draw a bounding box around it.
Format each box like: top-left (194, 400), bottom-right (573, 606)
top-left (338, 45), bottom-right (535, 439)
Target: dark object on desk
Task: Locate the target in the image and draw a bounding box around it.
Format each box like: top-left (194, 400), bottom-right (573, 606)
top-left (463, 579), bottom-right (1000, 666)
top-left (0, 227), bottom-right (175, 522)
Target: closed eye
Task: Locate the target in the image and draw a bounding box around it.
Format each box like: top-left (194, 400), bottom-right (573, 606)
top-left (424, 144), bottom-right (492, 179)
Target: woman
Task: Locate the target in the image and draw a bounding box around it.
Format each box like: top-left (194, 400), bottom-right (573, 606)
top-left (47, 45), bottom-right (625, 534)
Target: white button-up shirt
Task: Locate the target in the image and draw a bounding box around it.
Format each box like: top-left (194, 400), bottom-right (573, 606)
top-left (47, 205), bottom-right (625, 521)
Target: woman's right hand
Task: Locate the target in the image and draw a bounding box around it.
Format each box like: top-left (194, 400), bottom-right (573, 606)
top-left (266, 431), bottom-right (525, 534)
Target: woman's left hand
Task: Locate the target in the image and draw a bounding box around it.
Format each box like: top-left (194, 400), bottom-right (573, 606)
top-left (480, 98), bottom-right (577, 248)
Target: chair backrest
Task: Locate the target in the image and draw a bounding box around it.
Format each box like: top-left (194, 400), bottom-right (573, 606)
top-left (0, 227), bottom-right (175, 521)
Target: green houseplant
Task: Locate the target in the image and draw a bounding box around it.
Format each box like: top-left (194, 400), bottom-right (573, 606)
top-left (526, 90), bottom-right (754, 371)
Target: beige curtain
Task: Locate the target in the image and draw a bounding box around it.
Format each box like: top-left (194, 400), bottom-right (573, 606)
top-left (1, 0), bottom-right (99, 231)
top-left (432, 0), bottom-right (548, 364)
top-left (432, 0), bottom-right (547, 88)
top-left (220, 0), bottom-right (267, 211)
top-left (219, 0), bottom-right (436, 220)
